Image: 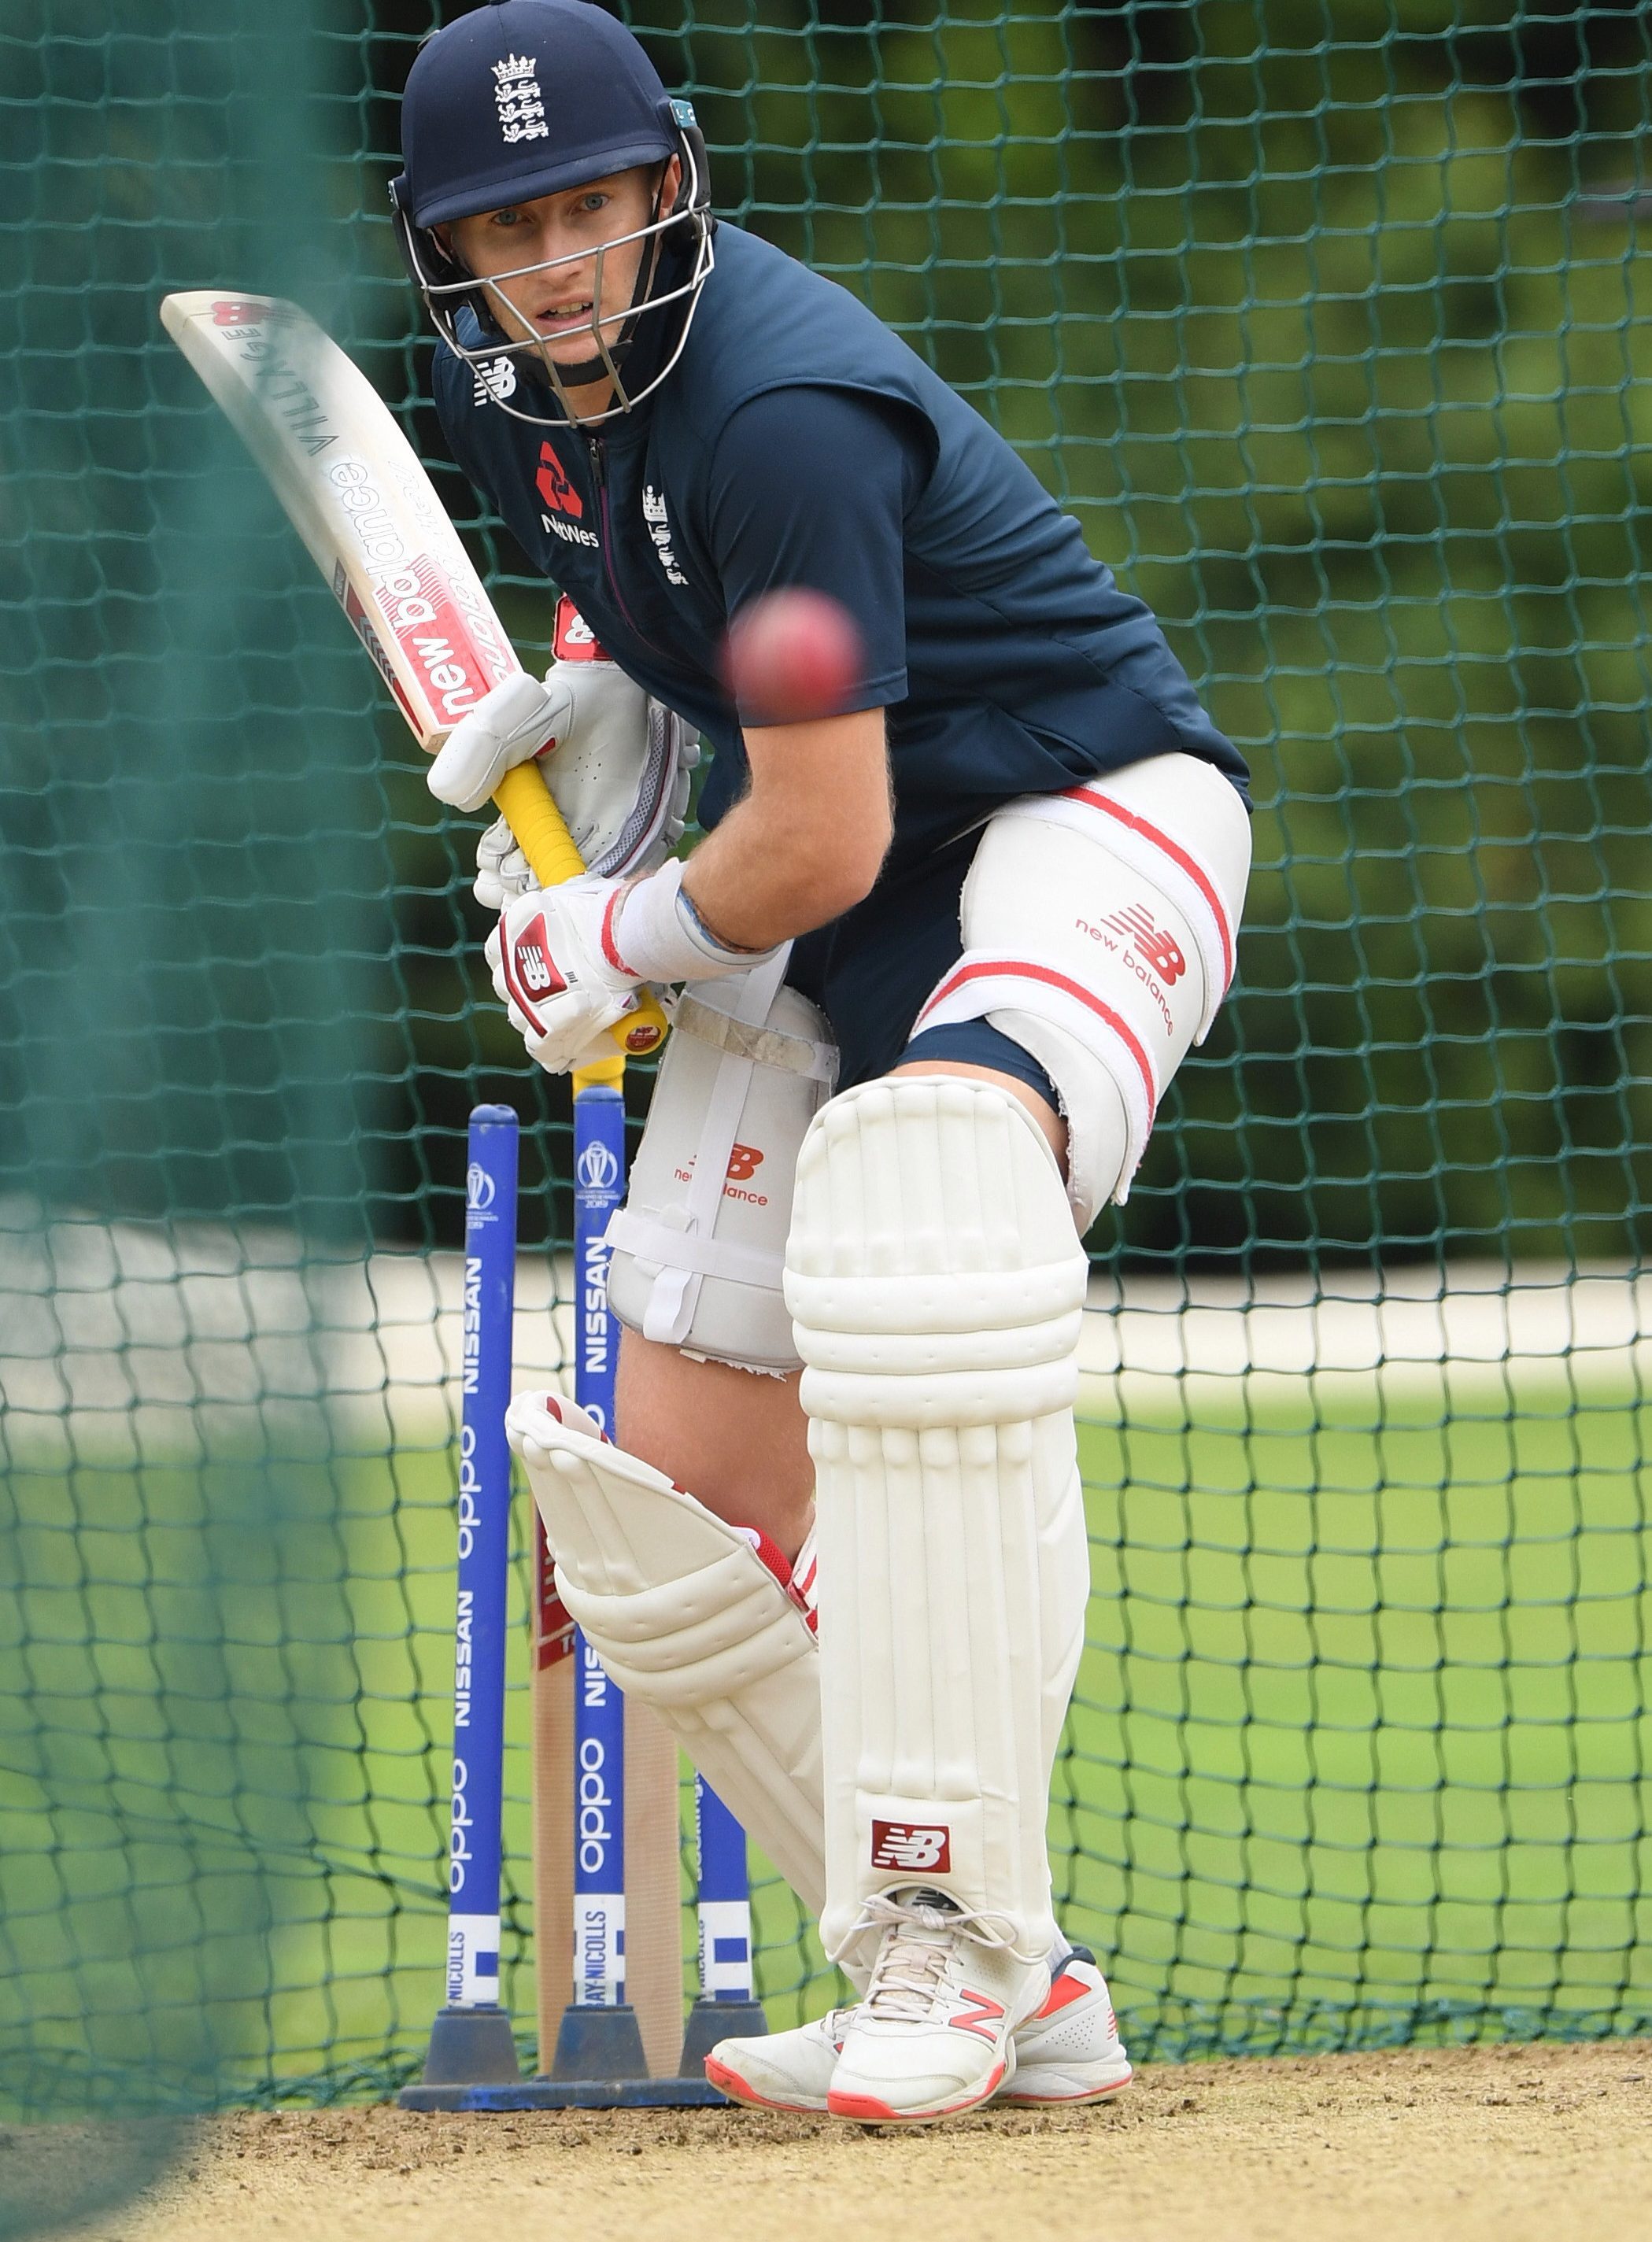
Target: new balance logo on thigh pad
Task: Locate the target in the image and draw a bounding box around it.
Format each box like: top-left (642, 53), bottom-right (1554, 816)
top-left (1100, 904), bottom-right (1188, 984)
top-left (870, 1820), bottom-right (952, 1873)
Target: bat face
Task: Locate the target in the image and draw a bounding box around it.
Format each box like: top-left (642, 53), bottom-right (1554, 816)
top-left (161, 291), bottom-right (519, 749)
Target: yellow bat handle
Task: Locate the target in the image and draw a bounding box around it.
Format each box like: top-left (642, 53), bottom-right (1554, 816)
top-left (492, 759), bottom-right (668, 1058)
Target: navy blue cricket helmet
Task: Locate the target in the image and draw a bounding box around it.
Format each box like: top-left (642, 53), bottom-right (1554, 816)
top-left (390, 1), bottom-right (714, 426)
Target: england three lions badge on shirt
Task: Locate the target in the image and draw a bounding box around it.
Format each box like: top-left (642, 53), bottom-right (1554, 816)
top-left (642, 484), bottom-right (688, 586)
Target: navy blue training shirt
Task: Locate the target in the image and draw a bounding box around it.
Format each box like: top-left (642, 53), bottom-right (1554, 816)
top-left (433, 223), bottom-right (1247, 881)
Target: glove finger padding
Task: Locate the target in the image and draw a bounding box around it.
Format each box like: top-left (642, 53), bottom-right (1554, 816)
top-left (427, 670), bottom-right (575, 814)
top-left (474, 814), bottom-right (534, 912)
top-left (507, 1390), bottom-right (827, 1916)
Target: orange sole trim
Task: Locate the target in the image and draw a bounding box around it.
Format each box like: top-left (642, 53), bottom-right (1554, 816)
top-left (828, 2061), bottom-right (1007, 2126)
top-left (703, 2053), bottom-right (829, 2116)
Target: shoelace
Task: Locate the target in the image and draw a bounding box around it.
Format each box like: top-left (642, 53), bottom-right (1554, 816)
top-left (863, 1911), bottom-right (955, 2024)
top-left (848, 1891), bottom-right (1049, 2023)
top-left (833, 1889), bottom-right (1047, 1974)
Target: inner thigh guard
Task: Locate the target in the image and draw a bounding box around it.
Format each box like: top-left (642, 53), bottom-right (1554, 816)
top-left (607, 957), bottom-right (837, 1371)
top-left (912, 752), bottom-right (1252, 1228)
top-left (508, 1390), bottom-right (826, 1913)
top-left (785, 1075), bottom-right (1092, 1965)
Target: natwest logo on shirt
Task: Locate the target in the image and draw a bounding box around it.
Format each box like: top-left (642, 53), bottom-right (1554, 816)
top-left (536, 444), bottom-right (584, 518)
top-left (536, 443), bottom-right (599, 551)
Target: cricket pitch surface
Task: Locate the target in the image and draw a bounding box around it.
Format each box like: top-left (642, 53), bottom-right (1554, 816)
top-left (54, 2041), bottom-right (1652, 2242)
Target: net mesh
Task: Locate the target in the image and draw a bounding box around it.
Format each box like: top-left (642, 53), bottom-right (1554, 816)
top-left (3, 0), bottom-right (1650, 2106)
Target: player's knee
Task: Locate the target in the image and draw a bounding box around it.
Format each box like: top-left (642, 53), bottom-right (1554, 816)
top-left (785, 1071), bottom-right (1087, 1431)
top-left (607, 971), bottom-right (837, 1371)
top-left (910, 751), bottom-right (1251, 1227)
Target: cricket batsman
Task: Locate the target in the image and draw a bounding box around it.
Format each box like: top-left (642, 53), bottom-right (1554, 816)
top-left (395, 0), bottom-right (1251, 2122)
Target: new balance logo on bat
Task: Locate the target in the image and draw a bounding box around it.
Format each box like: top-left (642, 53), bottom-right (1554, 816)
top-left (870, 1820), bottom-right (952, 1872)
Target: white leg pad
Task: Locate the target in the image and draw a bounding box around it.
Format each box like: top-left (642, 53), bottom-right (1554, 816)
top-left (606, 954), bottom-right (837, 1372)
top-left (911, 751), bottom-right (1252, 1227)
top-left (784, 1076), bottom-right (1092, 1965)
top-left (506, 1390), bottom-right (826, 1913)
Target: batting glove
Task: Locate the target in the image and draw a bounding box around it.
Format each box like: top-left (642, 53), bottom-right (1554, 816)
top-left (473, 815), bottom-right (537, 913)
top-left (486, 875), bottom-right (653, 1077)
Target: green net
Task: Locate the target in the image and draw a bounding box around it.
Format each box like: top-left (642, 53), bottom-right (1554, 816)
top-left (4, 0), bottom-right (1650, 2112)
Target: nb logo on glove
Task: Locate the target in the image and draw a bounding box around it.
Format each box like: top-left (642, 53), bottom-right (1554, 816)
top-left (870, 1820), bottom-right (952, 1873)
top-left (512, 914), bottom-right (565, 999)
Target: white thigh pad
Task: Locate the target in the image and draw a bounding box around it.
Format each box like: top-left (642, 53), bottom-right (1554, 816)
top-left (607, 952), bottom-right (837, 1371)
top-left (785, 1076), bottom-right (1092, 1966)
top-left (912, 751), bottom-right (1251, 1228)
top-left (507, 1390), bottom-right (826, 1914)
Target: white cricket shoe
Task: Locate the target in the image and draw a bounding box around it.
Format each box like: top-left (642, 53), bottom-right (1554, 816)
top-left (996, 1947), bottom-right (1133, 2104)
top-left (825, 1889), bottom-right (1048, 2122)
top-left (705, 1945), bottom-right (1130, 2115)
top-left (704, 2006), bottom-right (848, 2114)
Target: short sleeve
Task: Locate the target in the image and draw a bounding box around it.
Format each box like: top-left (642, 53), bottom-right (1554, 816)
top-left (705, 385), bottom-right (926, 718)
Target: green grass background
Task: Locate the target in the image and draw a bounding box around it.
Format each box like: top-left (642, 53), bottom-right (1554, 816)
top-left (3, 1365), bottom-right (1650, 2106)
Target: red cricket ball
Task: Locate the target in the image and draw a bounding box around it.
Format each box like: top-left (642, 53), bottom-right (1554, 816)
top-left (720, 588), bottom-right (865, 724)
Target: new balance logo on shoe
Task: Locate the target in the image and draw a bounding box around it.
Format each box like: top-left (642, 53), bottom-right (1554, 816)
top-left (948, 1989), bottom-right (1007, 2044)
top-left (870, 1820), bottom-right (951, 1872)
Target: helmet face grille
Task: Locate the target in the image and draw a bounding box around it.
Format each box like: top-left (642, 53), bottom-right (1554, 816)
top-left (391, 132), bottom-right (716, 431)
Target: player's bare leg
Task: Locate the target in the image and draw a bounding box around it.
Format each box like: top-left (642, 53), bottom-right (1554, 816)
top-left (615, 1329), bottom-right (814, 1560)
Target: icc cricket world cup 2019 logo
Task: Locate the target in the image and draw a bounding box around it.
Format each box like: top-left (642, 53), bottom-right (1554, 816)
top-left (575, 1141), bottom-right (619, 1193)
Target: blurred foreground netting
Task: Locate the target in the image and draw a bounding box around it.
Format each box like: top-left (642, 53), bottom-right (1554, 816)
top-left (0, 0), bottom-right (375, 2223)
top-left (2, 0), bottom-right (1651, 2137)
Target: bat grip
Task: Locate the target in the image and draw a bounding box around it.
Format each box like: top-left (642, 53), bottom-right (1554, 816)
top-left (492, 760), bottom-right (668, 1058)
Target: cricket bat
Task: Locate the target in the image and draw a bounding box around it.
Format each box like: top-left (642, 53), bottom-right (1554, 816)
top-left (158, 290), bottom-right (667, 1061)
